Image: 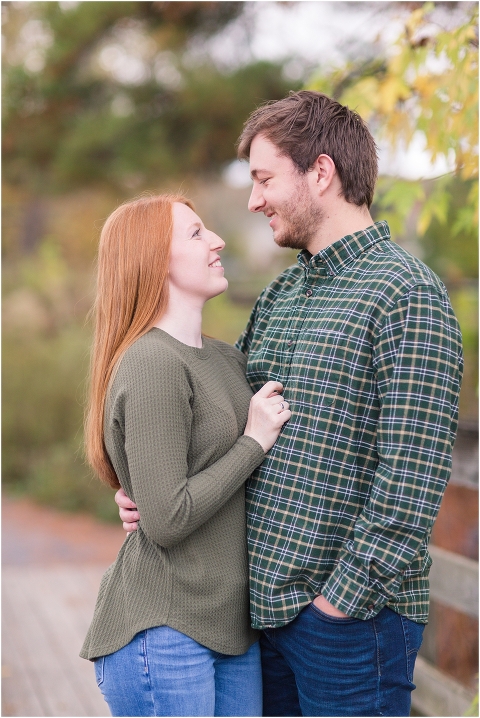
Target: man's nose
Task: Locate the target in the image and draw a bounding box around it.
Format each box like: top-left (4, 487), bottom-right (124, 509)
top-left (248, 184), bottom-right (265, 213)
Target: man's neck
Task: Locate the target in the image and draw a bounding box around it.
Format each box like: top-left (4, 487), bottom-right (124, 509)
top-left (307, 203), bottom-right (374, 256)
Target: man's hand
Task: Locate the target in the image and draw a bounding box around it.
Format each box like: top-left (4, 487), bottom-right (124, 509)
top-left (313, 594), bottom-right (349, 618)
top-left (115, 488), bottom-right (140, 534)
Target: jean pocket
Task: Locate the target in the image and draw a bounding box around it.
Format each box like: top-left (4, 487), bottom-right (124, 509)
top-left (308, 602), bottom-right (359, 624)
top-left (400, 616), bottom-right (425, 683)
top-left (94, 656), bottom-right (105, 687)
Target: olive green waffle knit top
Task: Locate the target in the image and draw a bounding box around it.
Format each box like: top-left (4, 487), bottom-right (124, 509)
top-left (80, 329), bottom-right (265, 661)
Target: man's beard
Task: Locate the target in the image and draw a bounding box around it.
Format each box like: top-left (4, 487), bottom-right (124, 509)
top-left (271, 178), bottom-right (325, 251)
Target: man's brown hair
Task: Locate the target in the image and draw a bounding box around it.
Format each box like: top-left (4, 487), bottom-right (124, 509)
top-left (237, 90), bottom-right (378, 208)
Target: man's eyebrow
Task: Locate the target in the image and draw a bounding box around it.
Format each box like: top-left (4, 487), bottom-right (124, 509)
top-left (250, 169), bottom-right (269, 179)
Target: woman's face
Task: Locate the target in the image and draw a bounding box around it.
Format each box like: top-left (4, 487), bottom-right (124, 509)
top-left (169, 202), bottom-right (228, 303)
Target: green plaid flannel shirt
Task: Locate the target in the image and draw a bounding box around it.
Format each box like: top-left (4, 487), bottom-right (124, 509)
top-left (236, 221), bottom-right (462, 628)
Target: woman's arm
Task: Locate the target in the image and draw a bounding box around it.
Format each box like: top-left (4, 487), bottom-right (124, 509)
top-left (113, 351), bottom-right (289, 547)
top-left (115, 382), bottom-right (291, 533)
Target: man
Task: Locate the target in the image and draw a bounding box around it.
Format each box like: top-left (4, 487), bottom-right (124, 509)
top-left (117, 91), bottom-right (462, 716)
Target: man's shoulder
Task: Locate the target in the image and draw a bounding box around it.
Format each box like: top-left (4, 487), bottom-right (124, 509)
top-left (364, 238), bottom-right (447, 298)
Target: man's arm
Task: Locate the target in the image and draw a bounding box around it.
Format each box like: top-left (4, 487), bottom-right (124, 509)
top-left (321, 284), bottom-right (463, 620)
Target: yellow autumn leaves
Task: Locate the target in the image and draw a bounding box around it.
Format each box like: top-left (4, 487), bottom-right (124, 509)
top-left (309, 3), bottom-right (478, 238)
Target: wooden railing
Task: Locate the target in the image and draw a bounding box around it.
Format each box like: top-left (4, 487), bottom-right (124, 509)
top-left (412, 545), bottom-right (478, 717)
top-left (412, 423), bottom-right (478, 717)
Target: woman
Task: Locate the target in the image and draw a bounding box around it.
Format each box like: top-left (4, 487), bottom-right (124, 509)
top-left (81, 194), bottom-right (291, 717)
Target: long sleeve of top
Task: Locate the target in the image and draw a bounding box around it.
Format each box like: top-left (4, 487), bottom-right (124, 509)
top-left (121, 341), bottom-right (264, 548)
top-left (81, 329), bottom-right (265, 660)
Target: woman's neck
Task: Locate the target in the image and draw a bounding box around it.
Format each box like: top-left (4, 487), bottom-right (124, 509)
top-left (154, 293), bottom-right (204, 348)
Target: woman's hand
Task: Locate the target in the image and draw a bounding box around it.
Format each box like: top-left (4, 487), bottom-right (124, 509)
top-left (244, 381), bottom-right (291, 452)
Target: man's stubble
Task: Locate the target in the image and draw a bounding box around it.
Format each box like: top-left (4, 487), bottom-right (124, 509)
top-left (272, 172), bottom-right (325, 251)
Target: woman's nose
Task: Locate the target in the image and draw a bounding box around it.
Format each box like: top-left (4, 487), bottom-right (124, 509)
top-left (210, 231), bottom-right (225, 250)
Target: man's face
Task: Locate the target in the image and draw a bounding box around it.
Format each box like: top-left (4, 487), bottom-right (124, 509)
top-left (248, 134), bottom-right (324, 251)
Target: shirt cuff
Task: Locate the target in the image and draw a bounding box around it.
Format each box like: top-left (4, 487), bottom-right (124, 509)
top-left (321, 556), bottom-right (404, 620)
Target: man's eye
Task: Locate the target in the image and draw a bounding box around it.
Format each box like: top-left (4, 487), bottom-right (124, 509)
top-left (259, 179), bottom-right (269, 185)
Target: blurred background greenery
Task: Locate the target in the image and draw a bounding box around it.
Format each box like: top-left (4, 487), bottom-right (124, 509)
top-left (2, 1), bottom-right (478, 521)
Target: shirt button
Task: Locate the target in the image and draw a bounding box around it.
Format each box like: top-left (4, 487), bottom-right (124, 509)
top-left (305, 289), bottom-right (313, 297)
top-left (287, 340), bottom-right (293, 346)
top-left (368, 604), bottom-right (375, 611)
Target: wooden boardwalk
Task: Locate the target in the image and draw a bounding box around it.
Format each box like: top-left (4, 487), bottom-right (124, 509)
top-left (2, 497), bottom-right (124, 717)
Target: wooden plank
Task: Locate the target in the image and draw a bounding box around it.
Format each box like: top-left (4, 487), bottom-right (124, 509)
top-left (33, 563), bottom-right (106, 637)
top-left (450, 424), bottom-right (478, 489)
top-left (2, 566), bottom-right (109, 717)
top-left (412, 655), bottom-right (476, 717)
top-left (2, 610), bottom-right (46, 716)
top-left (429, 545), bottom-right (479, 617)
top-left (21, 566), bottom-right (110, 717)
top-left (4, 567), bottom-right (92, 716)
top-left (2, 580), bottom-right (52, 716)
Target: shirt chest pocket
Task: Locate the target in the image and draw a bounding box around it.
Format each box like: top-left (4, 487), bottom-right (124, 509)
top-left (284, 331), bottom-right (349, 410)
top-left (293, 330), bottom-right (348, 382)
top-left (293, 330), bottom-right (378, 426)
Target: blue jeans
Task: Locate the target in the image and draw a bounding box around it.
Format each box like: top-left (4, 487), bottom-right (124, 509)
top-left (261, 604), bottom-right (424, 717)
top-left (94, 626), bottom-right (262, 717)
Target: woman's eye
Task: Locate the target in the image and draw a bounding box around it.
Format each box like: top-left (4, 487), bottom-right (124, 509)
top-left (192, 228), bottom-right (201, 238)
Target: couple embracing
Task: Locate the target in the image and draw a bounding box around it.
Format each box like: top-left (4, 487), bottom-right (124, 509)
top-left (80, 91), bottom-right (462, 718)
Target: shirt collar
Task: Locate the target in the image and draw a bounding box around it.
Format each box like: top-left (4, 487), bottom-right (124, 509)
top-left (297, 221), bottom-right (391, 276)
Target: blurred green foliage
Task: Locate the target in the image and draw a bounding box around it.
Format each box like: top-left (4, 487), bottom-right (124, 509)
top-left (2, 238), bottom-right (119, 520)
top-left (372, 176), bottom-right (478, 284)
top-left (2, 321), bottom-right (119, 520)
top-left (2, 1), bottom-right (297, 192)
top-left (310, 2), bottom-right (478, 241)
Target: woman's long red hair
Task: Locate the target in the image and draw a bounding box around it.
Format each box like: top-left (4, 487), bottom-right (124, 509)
top-left (85, 193), bottom-right (194, 488)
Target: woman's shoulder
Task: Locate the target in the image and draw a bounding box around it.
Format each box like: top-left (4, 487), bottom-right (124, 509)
top-left (114, 330), bottom-right (189, 388)
top-left (123, 328), bottom-right (182, 361)
top-left (107, 331), bottom-right (194, 422)
top-left (204, 336), bottom-right (247, 369)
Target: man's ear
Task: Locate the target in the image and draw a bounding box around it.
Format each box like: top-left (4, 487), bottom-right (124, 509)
top-left (310, 154), bottom-right (336, 196)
